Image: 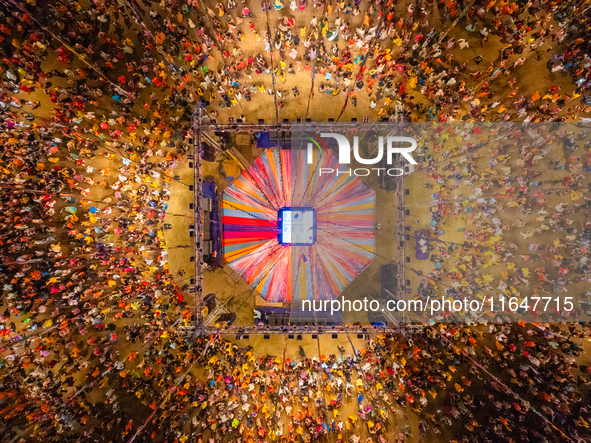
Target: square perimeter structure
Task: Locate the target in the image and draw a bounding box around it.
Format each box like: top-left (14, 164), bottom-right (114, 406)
top-left (277, 207), bottom-right (316, 245)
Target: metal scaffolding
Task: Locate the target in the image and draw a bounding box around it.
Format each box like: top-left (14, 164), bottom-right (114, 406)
top-left (192, 110), bottom-right (205, 332)
top-left (191, 118), bottom-right (411, 335)
top-left (193, 120), bottom-right (393, 132)
top-left (179, 324), bottom-right (425, 336)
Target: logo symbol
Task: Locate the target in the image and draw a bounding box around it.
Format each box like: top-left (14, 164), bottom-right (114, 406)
top-left (306, 133), bottom-right (417, 165)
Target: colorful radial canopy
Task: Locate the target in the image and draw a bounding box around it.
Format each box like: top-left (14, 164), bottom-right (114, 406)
top-left (222, 149), bottom-right (376, 303)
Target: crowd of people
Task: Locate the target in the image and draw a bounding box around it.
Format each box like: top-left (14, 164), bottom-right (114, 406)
top-left (3, 308), bottom-right (591, 442)
top-left (407, 122), bottom-right (591, 324)
top-left (2, 0), bottom-right (591, 441)
top-left (2, 0), bottom-right (589, 122)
